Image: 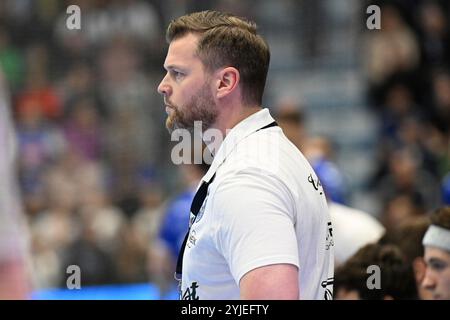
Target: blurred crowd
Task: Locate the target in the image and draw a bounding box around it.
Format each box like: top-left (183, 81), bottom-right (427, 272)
top-left (0, 0), bottom-right (449, 299)
top-left (364, 0), bottom-right (450, 228)
top-left (2, 0), bottom-right (180, 293)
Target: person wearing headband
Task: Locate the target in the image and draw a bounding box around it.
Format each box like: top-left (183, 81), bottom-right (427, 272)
top-left (422, 206), bottom-right (450, 300)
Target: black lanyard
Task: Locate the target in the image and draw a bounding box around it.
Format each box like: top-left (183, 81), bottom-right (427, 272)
top-left (175, 120), bottom-right (278, 282)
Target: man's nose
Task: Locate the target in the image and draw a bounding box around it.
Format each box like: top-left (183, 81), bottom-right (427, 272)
top-left (422, 269), bottom-right (436, 290)
top-left (157, 74), bottom-right (171, 96)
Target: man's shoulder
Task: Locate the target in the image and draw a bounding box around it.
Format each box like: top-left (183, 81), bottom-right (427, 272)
top-left (210, 164), bottom-right (298, 218)
top-left (228, 130), bottom-right (307, 174)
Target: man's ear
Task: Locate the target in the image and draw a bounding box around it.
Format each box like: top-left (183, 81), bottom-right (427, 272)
top-left (412, 256), bottom-right (427, 283)
top-left (215, 67), bottom-right (240, 99)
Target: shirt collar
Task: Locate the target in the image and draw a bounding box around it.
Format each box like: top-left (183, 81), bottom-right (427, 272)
top-left (202, 108), bottom-right (275, 182)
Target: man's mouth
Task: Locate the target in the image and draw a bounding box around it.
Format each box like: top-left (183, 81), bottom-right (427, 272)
top-left (164, 100), bottom-right (173, 108)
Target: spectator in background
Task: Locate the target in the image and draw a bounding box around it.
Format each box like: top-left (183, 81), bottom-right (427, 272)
top-left (77, 185), bottom-right (125, 256)
top-left (128, 178), bottom-right (166, 284)
top-left (379, 216), bottom-right (432, 300)
top-left (0, 25), bottom-right (25, 92)
top-left (15, 44), bottom-right (66, 205)
top-left (16, 43), bottom-right (62, 121)
top-left (16, 97), bottom-right (65, 215)
top-left (334, 243), bottom-right (418, 300)
top-left (378, 82), bottom-right (419, 141)
top-left (60, 217), bottom-right (118, 287)
top-left (300, 136), bottom-right (349, 203)
top-left (381, 191), bottom-right (426, 232)
top-left (56, 62), bottom-right (102, 118)
top-left (422, 206), bottom-right (450, 300)
top-left (30, 165), bottom-right (80, 288)
top-left (0, 69), bottom-right (31, 299)
top-left (417, 1), bottom-right (450, 67)
top-left (55, 157), bottom-right (126, 287)
top-left (115, 222), bottom-right (148, 284)
top-left (158, 163), bottom-right (209, 263)
top-left (430, 70), bottom-right (450, 132)
top-left (63, 96), bottom-right (103, 162)
top-left (395, 116), bottom-right (439, 178)
top-left (377, 148), bottom-right (440, 219)
top-left (132, 181), bottom-right (165, 251)
top-left (427, 70), bottom-right (450, 177)
top-left (365, 4), bottom-right (419, 87)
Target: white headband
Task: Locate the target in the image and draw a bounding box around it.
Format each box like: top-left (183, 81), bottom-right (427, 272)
top-left (422, 225), bottom-right (450, 252)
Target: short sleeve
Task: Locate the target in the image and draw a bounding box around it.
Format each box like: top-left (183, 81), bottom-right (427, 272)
top-left (211, 168), bottom-right (299, 284)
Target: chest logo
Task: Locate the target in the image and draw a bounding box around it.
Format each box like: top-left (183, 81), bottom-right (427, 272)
top-left (308, 173), bottom-right (323, 195)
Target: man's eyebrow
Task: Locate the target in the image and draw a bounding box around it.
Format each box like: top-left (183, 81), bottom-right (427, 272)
top-left (164, 64), bottom-right (186, 71)
top-left (427, 257), bottom-right (446, 265)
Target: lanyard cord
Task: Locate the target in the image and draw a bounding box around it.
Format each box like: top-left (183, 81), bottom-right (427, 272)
top-left (175, 172), bottom-right (216, 280)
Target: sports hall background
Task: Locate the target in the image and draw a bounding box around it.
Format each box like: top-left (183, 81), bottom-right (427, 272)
top-left (0, 0), bottom-right (449, 299)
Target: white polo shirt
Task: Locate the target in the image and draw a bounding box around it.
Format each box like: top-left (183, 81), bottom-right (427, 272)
top-left (180, 108), bottom-right (334, 300)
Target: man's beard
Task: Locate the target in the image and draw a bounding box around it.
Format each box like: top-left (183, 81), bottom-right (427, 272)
top-left (165, 83), bottom-right (219, 134)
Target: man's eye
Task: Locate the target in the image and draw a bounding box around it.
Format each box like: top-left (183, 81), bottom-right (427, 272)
top-left (430, 261), bottom-right (446, 271)
top-left (172, 71), bottom-right (184, 79)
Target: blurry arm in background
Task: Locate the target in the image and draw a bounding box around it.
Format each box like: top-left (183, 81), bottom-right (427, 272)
top-left (0, 69), bottom-right (32, 299)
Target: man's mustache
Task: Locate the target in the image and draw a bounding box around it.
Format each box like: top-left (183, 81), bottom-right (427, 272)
top-left (164, 98), bottom-right (175, 108)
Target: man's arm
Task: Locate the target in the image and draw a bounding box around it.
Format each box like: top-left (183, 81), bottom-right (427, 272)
top-left (240, 264), bottom-right (299, 300)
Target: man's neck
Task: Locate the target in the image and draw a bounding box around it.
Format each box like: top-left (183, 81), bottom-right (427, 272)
top-left (204, 105), bottom-right (262, 155)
